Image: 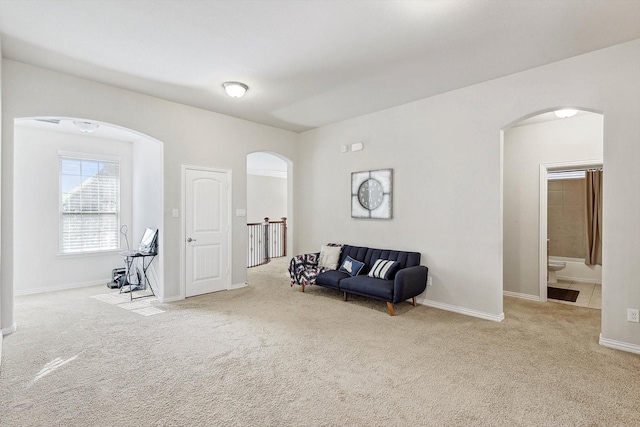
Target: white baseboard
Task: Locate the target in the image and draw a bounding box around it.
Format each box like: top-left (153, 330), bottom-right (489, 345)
top-left (557, 275), bottom-right (601, 284)
top-left (599, 334), bottom-right (640, 355)
top-left (2, 322), bottom-right (17, 336)
top-left (15, 279), bottom-right (110, 296)
top-left (418, 298), bottom-right (505, 322)
top-left (503, 290), bottom-right (542, 301)
top-left (229, 282), bottom-right (248, 290)
top-left (159, 295), bottom-right (183, 303)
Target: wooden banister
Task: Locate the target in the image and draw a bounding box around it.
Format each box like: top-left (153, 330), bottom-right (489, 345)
top-left (247, 216), bottom-right (287, 268)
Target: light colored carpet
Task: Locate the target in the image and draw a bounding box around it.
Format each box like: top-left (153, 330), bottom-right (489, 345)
top-left (90, 292), bottom-right (165, 316)
top-left (1, 257), bottom-right (639, 426)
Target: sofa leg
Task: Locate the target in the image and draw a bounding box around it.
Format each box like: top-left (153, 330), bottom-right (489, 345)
top-left (343, 292), bottom-right (348, 301)
top-left (386, 302), bottom-right (395, 316)
top-left (301, 284), bottom-right (305, 292)
top-left (412, 297), bottom-right (417, 307)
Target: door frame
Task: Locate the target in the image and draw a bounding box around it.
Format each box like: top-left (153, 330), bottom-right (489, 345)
top-left (180, 165), bottom-right (233, 299)
top-left (538, 159), bottom-right (603, 301)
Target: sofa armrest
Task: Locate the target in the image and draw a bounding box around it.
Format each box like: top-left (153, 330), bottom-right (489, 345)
top-left (392, 265), bottom-right (428, 303)
top-left (288, 252), bottom-right (321, 286)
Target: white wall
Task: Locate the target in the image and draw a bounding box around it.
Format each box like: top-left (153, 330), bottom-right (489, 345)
top-left (553, 256), bottom-right (602, 284)
top-left (132, 136), bottom-right (163, 293)
top-left (0, 35), bottom-right (4, 354)
top-left (247, 174), bottom-right (287, 223)
top-left (13, 125), bottom-right (133, 294)
top-left (503, 114), bottom-right (603, 297)
top-left (297, 39), bottom-right (640, 350)
top-left (1, 60), bottom-right (298, 331)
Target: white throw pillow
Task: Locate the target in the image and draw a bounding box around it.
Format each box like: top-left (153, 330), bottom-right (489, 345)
top-left (318, 245), bottom-right (342, 270)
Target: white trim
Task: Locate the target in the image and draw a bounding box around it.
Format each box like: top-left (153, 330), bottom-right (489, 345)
top-left (418, 298), bottom-right (505, 322)
top-left (503, 290), bottom-right (542, 301)
top-left (539, 165), bottom-right (548, 302)
top-left (159, 295), bottom-right (183, 303)
top-left (2, 322), bottom-right (17, 336)
top-left (181, 165), bottom-right (233, 299)
top-left (229, 282), bottom-right (248, 290)
top-left (57, 150), bottom-right (121, 162)
top-left (547, 170), bottom-right (586, 180)
top-left (556, 275), bottom-right (601, 284)
top-left (539, 159), bottom-right (603, 302)
top-left (247, 168), bottom-right (287, 178)
top-left (14, 278), bottom-right (110, 296)
top-left (180, 167), bottom-right (186, 300)
top-left (599, 334), bottom-right (640, 355)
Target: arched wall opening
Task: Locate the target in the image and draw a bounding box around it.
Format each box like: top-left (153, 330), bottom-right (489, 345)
top-left (7, 116), bottom-right (164, 331)
top-left (501, 107), bottom-right (604, 311)
top-left (246, 151), bottom-right (293, 264)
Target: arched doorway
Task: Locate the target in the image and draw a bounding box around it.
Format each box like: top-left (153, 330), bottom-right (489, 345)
top-left (502, 108), bottom-right (604, 308)
top-left (246, 151), bottom-right (293, 267)
top-left (10, 116), bottom-right (164, 319)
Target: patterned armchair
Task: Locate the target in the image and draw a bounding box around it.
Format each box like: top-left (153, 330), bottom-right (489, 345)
top-left (288, 252), bottom-right (328, 290)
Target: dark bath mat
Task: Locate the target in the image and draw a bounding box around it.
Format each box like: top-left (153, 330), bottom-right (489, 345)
top-left (548, 286), bottom-right (579, 302)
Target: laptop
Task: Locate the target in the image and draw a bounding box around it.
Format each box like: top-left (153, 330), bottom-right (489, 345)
top-left (120, 228), bottom-right (158, 256)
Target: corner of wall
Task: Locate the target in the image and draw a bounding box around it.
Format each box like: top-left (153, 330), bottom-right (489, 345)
top-left (0, 33), bottom-right (4, 341)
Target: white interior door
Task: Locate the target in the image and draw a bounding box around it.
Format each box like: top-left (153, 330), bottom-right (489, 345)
top-left (185, 168), bottom-right (230, 297)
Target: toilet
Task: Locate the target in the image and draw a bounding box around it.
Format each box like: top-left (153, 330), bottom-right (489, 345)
top-left (547, 260), bottom-right (566, 284)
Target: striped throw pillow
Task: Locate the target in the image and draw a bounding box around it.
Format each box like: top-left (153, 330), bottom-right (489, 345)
top-left (368, 259), bottom-right (400, 280)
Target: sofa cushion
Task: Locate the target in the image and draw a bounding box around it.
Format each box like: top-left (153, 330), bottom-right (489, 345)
top-left (338, 245), bottom-right (421, 275)
top-left (318, 244), bottom-right (342, 269)
top-left (338, 246), bottom-right (370, 267)
top-left (339, 256), bottom-right (365, 276)
top-left (368, 259), bottom-right (400, 280)
top-left (364, 249), bottom-right (421, 271)
top-left (316, 269), bottom-right (350, 289)
top-left (340, 276), bottom-right (393, 302)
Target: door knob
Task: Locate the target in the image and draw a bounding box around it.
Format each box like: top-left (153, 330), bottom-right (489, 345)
top-left (187, 237), bottom-right (196, 242)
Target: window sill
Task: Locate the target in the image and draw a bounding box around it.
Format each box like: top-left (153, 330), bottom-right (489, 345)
top-left (57, 249), bottom-right (123, 260)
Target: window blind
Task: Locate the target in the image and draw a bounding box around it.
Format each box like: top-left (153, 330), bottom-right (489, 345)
top-left (59, 156), bottom-right (120, 253)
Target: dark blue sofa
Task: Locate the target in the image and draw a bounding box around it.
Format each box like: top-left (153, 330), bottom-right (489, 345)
top-left (289, 244), bottom-right (428, 316)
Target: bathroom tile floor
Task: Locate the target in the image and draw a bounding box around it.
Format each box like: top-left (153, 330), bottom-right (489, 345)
top-left (550, 279), bottom-right (601, 309)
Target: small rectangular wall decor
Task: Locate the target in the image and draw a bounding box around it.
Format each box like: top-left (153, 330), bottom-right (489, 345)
top-left (351, 168), bottom-right (393, 219)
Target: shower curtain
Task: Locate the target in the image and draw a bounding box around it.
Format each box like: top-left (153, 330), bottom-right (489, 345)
top-left (585, 169), bottom-right (603, 265)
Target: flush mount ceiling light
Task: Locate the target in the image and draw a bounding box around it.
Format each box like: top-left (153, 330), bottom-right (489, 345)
top-left (222, 81), bottom-right (248, 98)
top-left (553, 109), bottom-right (578, 119)
top-left (73, 120), bottom-right (100, 133)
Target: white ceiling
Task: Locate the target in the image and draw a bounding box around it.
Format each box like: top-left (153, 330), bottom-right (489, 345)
top-left (1, 0), bottom-right (640, 133)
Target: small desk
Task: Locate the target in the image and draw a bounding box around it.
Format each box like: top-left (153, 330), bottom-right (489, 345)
top-left (120, 251), bottom-right (157, 300)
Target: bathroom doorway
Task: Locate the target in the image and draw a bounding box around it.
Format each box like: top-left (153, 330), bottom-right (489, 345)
top-left (503, 110), bottom-right (604, 304)
top-left (539, 161), bottom-right (603, 306)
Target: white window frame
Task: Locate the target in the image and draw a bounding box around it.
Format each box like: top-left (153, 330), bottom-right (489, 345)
top-left (58, 151), bottom-right (122, 256)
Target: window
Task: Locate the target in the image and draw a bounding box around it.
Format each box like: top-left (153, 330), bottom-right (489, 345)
top-left (59, 155), bottom-right (120, 254)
